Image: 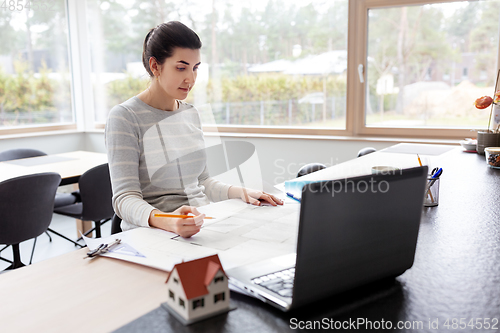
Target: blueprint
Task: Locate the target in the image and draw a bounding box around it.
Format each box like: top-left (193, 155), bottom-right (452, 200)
top-left (84, 199), bottom-right (301, 271)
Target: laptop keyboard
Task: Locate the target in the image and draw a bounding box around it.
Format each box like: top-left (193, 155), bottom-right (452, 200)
top-left (251, 267), bottom-right (295, 297)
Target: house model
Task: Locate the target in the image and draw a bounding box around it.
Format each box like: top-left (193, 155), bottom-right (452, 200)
top-left (162, 254), bottom-right (231, 325)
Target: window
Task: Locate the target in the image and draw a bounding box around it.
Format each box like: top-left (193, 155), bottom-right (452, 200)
top-left (358, 0), bottom-right (500, 138)
top-left (169, 290), bottom-right (175, 300)
top-left (179, 298), bottom-right (185, 308)
top-left (192, 298), bottom-right (204, 310)
top-left (0, 0), bottom-right (74, 132)
top-left (4, 0), bottom-right (497, 138)
top-left (214, 292), bottom-right (225, 304)
top-left (214, 276), bottom-right (224, 283)
top-left (173, 277), bottom-right (178, 284)
top-left (201, 0), bottom-right (349, 132)
top-left (86, 0), bottom-right (349, 134)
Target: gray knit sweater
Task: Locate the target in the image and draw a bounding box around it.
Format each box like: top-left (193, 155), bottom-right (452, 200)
top-left (105, 96), bottom-right (230, 231)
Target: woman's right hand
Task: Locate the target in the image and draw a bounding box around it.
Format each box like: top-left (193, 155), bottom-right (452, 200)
top-left (148, 205), bottom-right (205, 238)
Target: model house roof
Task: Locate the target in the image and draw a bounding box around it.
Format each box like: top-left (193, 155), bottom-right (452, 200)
top-left (166, 254), bottom-right (227, 300)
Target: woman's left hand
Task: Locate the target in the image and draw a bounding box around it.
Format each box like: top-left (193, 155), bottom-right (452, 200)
top-left (228, 186), bottom-right (283, 206)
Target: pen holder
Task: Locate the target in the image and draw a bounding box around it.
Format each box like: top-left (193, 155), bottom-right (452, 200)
top-left (423, 176), bottom-right (440, 207)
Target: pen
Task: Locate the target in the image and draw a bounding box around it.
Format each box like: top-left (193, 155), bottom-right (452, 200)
top-left (286, 192), bottom-right (301, 203)
top-left (153, 214), bottom-right (214, 219)
top-left (428, 167), bottom-right (443, 189)
top-left (426, 167), bottom-right (443, 203)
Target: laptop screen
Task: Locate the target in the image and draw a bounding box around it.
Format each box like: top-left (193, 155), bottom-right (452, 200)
top-left (293, 166), bottom-right (428, 307)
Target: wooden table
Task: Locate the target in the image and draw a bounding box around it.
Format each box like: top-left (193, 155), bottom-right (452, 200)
top-left (1, 145), bottom-right (499, 333)
top-left (0, 150), bottom-right (108, 235)
top-left (0, 249), bottom-right (169, 333)
top-left (0, 151), bottom-right (107, 185)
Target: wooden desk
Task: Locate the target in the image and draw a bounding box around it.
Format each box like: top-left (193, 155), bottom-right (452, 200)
top-left (1, 146), bottom-right (500, 333)
top-left (0, 249), bottom-right (169, 333)
top-left (0, 151), bottom-right (107, 186)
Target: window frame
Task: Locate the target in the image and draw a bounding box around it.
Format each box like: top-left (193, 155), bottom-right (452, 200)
top-left (0, 0), bottom-right (84, 137)
top-left (192, 298), bottom-right (204, 310)
top-left (0, 124), bottom-right (77, 136)
top-left (349, 0), bottom-right (500, 140)
top-left (0, 0), bottom-right (96, 137)
top-left (214, 292), bottom-right (225, 303)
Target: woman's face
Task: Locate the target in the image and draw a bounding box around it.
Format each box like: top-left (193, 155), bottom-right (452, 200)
top-left (154, 47), bottom-right (201, 101)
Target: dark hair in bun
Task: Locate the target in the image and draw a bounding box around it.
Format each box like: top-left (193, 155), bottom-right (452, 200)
top-left (142, 21), bottom-right (202, 77)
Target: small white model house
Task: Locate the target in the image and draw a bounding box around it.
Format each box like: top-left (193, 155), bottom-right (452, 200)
top-left (163, 254), bottom-right (231, 325)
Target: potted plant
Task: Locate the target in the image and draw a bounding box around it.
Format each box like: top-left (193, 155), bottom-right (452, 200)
top-left (474, 69), bottom-right (500, 154)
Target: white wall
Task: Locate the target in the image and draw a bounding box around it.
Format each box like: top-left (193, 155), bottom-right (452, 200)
top-left (84, 132), bottom-right (107, 153)
top-left (0, 132), bottom-right (86, 154)
top-left (165, 269), bottom-right (189, 319)
top-left (203, 136), bottom-right (393, 189)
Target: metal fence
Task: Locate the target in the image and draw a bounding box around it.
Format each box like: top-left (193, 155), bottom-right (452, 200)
top-left (207, 97), bottom-right (346, 126)
top-left (0, 110), bottom-right (73, 127)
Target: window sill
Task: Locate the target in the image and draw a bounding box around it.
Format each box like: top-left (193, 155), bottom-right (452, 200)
top-left (202, 130), bottom-right (460, 145)
top-left (0, 125), bottom-right (460, 146)
top-left (85, 128), bottom-right (105, 134)
top-left (0, 126), bottom-right (82, 140)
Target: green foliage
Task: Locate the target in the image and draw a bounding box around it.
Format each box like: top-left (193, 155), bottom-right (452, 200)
top-left (0, 59), bottom-right (64, 125)
top-left (202, 74), bottom-right (346, 126)
top-left (106, 74), bottom-right (149, 108)
top-left (32, 61), bottom-right (56, 113)
top-left (206, 74), bottom-right (346, 102)
top-left (99, 72), bottom-right (347, 126)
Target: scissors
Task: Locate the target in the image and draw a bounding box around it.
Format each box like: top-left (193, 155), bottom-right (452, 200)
top-left (431, 167), bottom-right (443, 179)
top-left (427, 168), bottom-right (443, 194)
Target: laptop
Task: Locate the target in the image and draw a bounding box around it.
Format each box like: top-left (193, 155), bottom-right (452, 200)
top-left (226, 166), bottom-right (428, 311)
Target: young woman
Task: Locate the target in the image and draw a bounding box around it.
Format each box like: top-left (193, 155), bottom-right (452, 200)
top-left (105, 21), bottom-right (282, 238)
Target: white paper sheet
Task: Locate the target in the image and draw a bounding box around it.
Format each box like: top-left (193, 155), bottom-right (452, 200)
top-left (82, 200), bottom-right (301, 272)
top-left (197, 199), bottom-right (249, 223)
top-left (83, 228), bottom-right (217, 271)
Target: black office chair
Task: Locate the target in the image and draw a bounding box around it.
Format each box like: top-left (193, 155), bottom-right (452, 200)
top-left (296, 163), bottom-right (326, 178)
top-left (0, 148), bottom-right (47, 161)
top-left (49, 164), bottom-right (114, 247)
top-left (0, 148), bottom-right (80, 209)
top-left (0, 148), bottom-right (80, 262)
top-left (0, 172), bottom-right (61, 270)
top-left (357, 147), bottom-right (377, 157)
top-left (111, 214), bottom-right (123, 235)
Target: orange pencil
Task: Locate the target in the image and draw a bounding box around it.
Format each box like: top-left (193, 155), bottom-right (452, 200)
top-left (154, 213), bottom-right (214, 219)
top-left (418, 154), bottom-right (435, 202)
